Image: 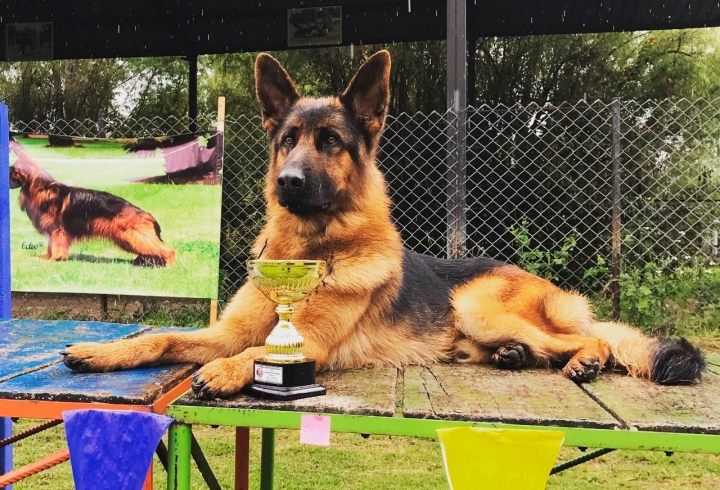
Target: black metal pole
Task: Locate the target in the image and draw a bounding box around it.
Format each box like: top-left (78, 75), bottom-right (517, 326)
top-left (188, 53), bottom-right (198, 133)
top-left (446, 0), bottom-right (467, 259)
top-left (466, 15), bottom-right (477, 108)
top-left (190, 433), bottom-right (222, 490)
top-left (551, 448), bottom-right (616, 475)
top-left (610, 98), bottom-right (622, 321)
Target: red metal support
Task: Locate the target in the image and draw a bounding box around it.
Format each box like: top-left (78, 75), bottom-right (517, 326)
top-left (0, 420), bottom-right (63, 448)
top-left (0, 448), bottom-right (70, 487)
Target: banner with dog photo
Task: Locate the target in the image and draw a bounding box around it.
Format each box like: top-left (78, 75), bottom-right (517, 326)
top-left (7, 131), bottom-right (223, 299)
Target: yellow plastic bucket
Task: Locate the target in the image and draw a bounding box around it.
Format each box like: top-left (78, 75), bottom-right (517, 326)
top-left (437, 427), bottom-right (565, 490)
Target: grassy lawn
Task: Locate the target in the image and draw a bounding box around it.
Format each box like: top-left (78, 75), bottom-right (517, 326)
top-left (9, 139), bottom-right (223, 299)
top-left (14, 137), bottom-right (130, 158)
top-left (10, 419), bottom-right (720, 490)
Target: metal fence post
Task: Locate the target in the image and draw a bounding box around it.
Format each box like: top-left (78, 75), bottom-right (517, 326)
top-left (446, 0), bottom-right (468, 259)
top-left (610, 98), bottom-right (623, 321)
top-left (98, 110), bottom-right (106, 138)
top-left (188, 54), bottom-right (198, 134)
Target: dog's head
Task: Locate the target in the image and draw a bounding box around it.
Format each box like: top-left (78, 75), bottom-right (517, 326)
top-left (9, 150), bottom-right (54, 189)
top-left (9, 165), bottom-right (27, 189)
top-left (255, 51), bottom-right (391, 218)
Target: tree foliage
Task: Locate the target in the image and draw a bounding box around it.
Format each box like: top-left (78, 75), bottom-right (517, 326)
top-left (0, 59), bottom-right (124, 121)
top-left (1, 28), bottom-right (720, 121)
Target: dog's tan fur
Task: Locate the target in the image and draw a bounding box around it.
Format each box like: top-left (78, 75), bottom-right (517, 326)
top-left (62, 50), bottom-right (702, 398)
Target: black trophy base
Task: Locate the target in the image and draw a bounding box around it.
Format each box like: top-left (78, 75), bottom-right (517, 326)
top-left (242, 359), bottom-right (327, 401)
top-left (242, 383), bottom-right (326, 401)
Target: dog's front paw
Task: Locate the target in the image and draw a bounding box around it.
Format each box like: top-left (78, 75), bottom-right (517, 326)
top-left (61, 342), bottom-right (123, 373)
top-left (191, 358), bottom-right (251, 400)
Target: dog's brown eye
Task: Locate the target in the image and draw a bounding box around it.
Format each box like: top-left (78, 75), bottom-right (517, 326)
top-left (326, 135), bottom-right (337, 145)
top-left (284, 136), bottom-right (294, 146)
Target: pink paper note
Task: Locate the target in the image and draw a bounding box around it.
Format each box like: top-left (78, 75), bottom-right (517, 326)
top-left (300, 414), bottom-right (331, 446)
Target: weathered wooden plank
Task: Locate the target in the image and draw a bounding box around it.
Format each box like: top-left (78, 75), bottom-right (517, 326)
top-left (0, 319), bottom-right (150, 381)
top-left (403, 364), bottom-right (619, 429)
top-left (176, 367), bottom-right (397, 417)
top-left (0, 362), bottom-right (196, 405)
top-left (706, 352), bottom-right (720, 368)
top-left (582, 372), bottom-right (720, 434)
top-left (0, 323), bottom-right (199, 405)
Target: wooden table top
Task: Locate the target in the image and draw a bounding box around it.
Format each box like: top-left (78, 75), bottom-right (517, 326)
top-left (174, 355), bottom-right (720, 434)
top-left (0, 319), bottom-right (196, 417)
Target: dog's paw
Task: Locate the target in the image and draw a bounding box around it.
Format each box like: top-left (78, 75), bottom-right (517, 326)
top-left (562, 357), bottom-right (601, 383)
top-left (133, 254), bottom-right (166, 268)
top-left (492, 343), bottom-right (529, 370)
top-left (191, 358), bottom-right (251, 400)
top-left (61, 343), bottom-right (120, 373)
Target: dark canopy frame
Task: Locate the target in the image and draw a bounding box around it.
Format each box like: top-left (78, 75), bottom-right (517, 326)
top-left (2, 0), bottom-right (718, 120)
top-left (2, 1), bottom-right (718, 60)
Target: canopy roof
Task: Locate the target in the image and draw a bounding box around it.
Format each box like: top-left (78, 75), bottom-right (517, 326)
top-left (1, 0), bottom-right (718, 60)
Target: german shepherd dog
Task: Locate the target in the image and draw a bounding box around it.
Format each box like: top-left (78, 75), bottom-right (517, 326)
top-left (9, 146), bottom-right (175, 267)
top-left (61, 51), bottom-right (704, 398)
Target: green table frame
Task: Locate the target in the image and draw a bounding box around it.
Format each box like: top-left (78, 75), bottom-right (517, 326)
top-left (165, 360), bottom-right (720, 490)
top-left (165, 407), bottom-right (720, 490)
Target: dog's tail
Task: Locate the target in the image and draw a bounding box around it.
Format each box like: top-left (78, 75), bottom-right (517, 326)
top-left (587, 321), bottom-right (705, 385)
top-left (543, 291), bottom-right (704, 384)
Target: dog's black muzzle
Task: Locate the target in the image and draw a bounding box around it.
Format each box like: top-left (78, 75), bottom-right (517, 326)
top-left (276, 166), bottom-right (335, 215)
top-left (8, 167), bottom-right (21, 189)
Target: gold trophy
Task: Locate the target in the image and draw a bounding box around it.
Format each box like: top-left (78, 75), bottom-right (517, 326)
top-left (242, 259), bottom-right (327, 401)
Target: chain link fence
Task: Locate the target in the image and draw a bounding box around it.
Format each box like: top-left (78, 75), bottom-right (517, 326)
top-left (11, 98), bottom-right (720, 328)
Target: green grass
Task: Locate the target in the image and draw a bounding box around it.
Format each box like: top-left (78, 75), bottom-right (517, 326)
top-left (15, 138), bottom-right (133, 160)
top-left (10, 420), bottom-right (720, 490)
top-left (9, 139), bottom-right (223, 299)
top-left (13, 138), bottom-right (171, 188)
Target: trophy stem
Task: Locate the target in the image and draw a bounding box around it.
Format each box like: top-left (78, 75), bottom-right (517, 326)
top-left (264, 303), bottom-right (306, 363)
top-left (276, 303), bottom-right (294, 322)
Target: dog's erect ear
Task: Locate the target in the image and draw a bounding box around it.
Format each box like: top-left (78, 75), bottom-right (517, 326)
top-left (339, 50), bottom-right (391, 141)
top-left (255, 53), bottom-right (301, 134)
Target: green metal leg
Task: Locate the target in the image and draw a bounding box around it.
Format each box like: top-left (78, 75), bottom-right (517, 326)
top-left (168, 422), bottom-right (192, 490)
top-left (260, 428), bottom-right (276, 490)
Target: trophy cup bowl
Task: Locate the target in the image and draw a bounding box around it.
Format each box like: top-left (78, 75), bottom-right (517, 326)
top-left (242, 259), bottom-right (327, 401)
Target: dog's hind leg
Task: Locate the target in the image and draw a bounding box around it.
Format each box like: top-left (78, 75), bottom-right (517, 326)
top-left (113, 220), bottom-right (176, 267)
top-left (451, 271), bottom-right (612, 382)
top-left (456, 309), bottom-right (611, 382)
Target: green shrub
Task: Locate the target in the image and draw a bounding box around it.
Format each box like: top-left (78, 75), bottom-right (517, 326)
top-left (593, 259), bottom-right (720, 335)
top-left (509, 220), bottom-right (578, 281)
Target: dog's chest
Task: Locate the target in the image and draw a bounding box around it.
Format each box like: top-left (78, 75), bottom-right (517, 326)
top-left (20, 190), bottom-right (57, 234)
